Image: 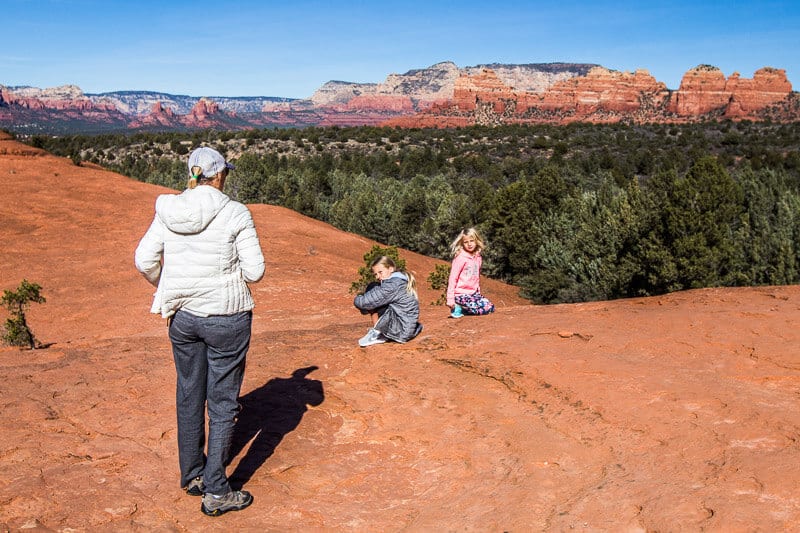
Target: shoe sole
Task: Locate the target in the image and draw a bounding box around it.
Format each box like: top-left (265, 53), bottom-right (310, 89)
top-left (359, 339), bottom-right (387, 347)
top-left (201, 494), bottom-right (253, 516)
top-left (186, 486), bottom-right (204, 496)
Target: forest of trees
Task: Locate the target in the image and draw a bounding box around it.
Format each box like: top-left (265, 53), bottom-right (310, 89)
top-left (26, 121), bottom-right (800, 304)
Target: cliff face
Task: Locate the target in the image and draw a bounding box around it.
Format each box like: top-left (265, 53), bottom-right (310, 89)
top-left (386, 64), bottom-right (797, 128)
top-left (0, 62), bottom-right (797, 134)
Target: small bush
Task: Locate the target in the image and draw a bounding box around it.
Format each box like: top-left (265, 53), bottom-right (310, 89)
top-left (427, 263), bottom-right (450, 305)
top-left (1, 280), bottom-right (46, 349)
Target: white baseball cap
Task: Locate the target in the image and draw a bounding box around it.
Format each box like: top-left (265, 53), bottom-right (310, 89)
top-left (187, 147), bottom-right (235, 178)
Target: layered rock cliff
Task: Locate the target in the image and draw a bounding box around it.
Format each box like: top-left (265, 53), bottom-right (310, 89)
top-left (386, 64), bottom-right (798, 128)
top-left (0, 62), bottom-right (797, 134)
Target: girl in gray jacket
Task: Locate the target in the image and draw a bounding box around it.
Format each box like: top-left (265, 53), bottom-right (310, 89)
top-left (353, 256), bottom-right (423, 347)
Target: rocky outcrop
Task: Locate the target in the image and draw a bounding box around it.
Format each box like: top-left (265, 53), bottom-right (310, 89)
top-left (386, 64), bottom-right (797, 128)
top-left (310, 81), bottom-right (379, 107)
top-left (667, 65), bottom-right (729, 116)
top-left (129, 102), bottom-right (179, 128)
top-left (466, 62), bottom-right (598, 93)
top-left (0, 84), bottom-right (130, 134)
top-left (668, 66), bottom-right (792, 118)
top-left (1, 62), bottom-right (797, 134)
top-left (308, 62), bottom-right (596, 112)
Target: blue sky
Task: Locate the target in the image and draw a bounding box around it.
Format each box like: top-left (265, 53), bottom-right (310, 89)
top-left (4, 0), bottom-right (799, 98)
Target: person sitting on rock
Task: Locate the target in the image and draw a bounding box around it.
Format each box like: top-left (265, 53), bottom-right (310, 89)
top-left (446, 227), bottom-right (495, 318)
top-left (353, 255), bottom-right (423, 347)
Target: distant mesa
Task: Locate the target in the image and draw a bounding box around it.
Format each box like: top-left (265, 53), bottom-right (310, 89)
top-left (1, 62), bottom-right (797, 134)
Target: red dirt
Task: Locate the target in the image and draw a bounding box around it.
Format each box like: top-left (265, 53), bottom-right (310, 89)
top-left (1, 133), bottom-right (799, 531)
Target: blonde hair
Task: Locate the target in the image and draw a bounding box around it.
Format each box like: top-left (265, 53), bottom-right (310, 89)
top-left (187, 165), bottom-right (203, 189)
top-left (370, 256), bottom-right (418, 300)
top-left (187, 165), bottom-right (225, 190)
top-left (450, 227), bottom-right (485, 257)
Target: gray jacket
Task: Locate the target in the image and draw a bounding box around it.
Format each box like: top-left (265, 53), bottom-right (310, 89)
top-left (354, 272), bottom-right (420, 343)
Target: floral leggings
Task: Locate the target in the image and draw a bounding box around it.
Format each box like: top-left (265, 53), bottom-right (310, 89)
top-left (455, 292), bottom-right (495, 315)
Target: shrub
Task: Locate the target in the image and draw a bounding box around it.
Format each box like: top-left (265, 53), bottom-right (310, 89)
top-left (427, 263), bottom-right (450, 305)
top-left (1, 280), bottom-right (46, 349)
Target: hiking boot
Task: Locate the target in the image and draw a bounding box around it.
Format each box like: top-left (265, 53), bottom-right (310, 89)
top-left (201, 490), bottom-right (253, 516)
top-left (184, 476), bottom-right (204, 496)
top-left (450, 304), bottom-right (463, 318)
top-left (358, 327), bottom-right (387, 347)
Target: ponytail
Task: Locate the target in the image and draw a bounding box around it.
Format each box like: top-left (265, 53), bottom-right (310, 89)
top-left (404, 270), bottom-right (418, 300)
top-left (187, 165), bottom-right (203, 189)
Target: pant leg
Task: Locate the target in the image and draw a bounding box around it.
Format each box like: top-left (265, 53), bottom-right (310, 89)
top-left (455, 293), bottom-right (495, 315)
top-left (168, 310), bottom-right (208, 488)
top-left (200, 311), bottom-right (252, 495)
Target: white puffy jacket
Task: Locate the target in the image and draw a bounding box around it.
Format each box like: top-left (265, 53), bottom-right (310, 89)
top-left (135, 185), bottom-right (265, 318)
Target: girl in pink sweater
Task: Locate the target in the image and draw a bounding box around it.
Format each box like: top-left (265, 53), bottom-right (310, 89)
top-left (446, 228), bottom-right (495, 318)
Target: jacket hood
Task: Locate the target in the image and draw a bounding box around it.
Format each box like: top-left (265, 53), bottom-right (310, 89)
top-left (388, 271), bottom-right (408, 282)
top-left (155, 186), bottom-right (230, 235)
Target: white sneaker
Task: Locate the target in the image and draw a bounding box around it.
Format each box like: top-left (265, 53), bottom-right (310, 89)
top-left (358, 328), bottom-right (387, 347)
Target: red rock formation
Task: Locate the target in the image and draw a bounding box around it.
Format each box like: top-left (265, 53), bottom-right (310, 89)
top-left (129, 102), bottom-right (179, 128)
top-left (451, 69), bottom-right (518, 112)
top-left (189, 97), bottom-right (219, 119)
top-left (725, 67), bottom-right (793, 117)
top-left (343, 94), bottom-right (416, 113)
top-left (531, 67), bottom-right (669, 115)
top-left (1, 63), bottom-right (797, 133)
top-left (665, 65), bottom-right (793, 118)
top-left (668, 65), bottom-right (730, 115)
top-left (180, 97), bottom-right (242, 129)
top-left (386, 65), bottom-right (797, 128)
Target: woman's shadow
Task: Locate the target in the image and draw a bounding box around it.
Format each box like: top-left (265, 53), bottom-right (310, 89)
top-left (228, 366), bottom-right (324, 487)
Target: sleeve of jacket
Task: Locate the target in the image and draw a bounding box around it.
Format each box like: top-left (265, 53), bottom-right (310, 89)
top-left (446, 255), bottom-right (466, 307)
top-left (134, 215), bottom-right (165, 287)
top-left (232, 204), bottom-right (265, 283)
top-left (354, 279), bottom-right (397, 312)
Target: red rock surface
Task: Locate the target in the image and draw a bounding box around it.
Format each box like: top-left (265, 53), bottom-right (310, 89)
top-left (2, 134), bottom-right (800, 530)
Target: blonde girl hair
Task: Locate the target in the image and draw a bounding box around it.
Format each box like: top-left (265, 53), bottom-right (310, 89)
top-left (450, 227), bottom-right (486, 257)
top-left (370, 256), bottom-right (418, 300)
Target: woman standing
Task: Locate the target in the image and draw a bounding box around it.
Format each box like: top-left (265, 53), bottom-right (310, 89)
top-left (135, 146), bottom-right (265, 516)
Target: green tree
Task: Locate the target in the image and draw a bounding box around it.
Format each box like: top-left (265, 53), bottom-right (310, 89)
top-left (663, 156), bottom-right (745, 288)
top-left (1, 280), bottom-right (46, 349)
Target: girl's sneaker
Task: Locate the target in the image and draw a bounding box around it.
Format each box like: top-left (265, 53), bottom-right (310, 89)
top-left (450, 304), bottom-right (463, 318)
top-left (358, 327), bottom-right (387, 347)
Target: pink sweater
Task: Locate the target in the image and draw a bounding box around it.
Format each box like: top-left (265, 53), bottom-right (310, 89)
top-left (446, 250), bottom-right (482, 307)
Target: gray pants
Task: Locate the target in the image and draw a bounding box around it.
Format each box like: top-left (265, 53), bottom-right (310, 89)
top-left (168, 309), bottom-right (252, 495)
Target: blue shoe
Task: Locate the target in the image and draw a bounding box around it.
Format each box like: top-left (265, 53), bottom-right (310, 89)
top-left (450, 304), bottom-right (463, 318)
